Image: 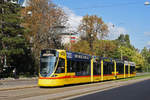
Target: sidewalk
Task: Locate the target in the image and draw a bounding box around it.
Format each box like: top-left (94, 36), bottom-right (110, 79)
top-left (0, 77), bottom-right (38, 91)
top-left (0, 77), bottom-right (38, 82)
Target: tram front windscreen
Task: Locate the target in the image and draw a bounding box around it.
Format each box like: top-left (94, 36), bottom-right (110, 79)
top-left (40, 56), bottom-right (57, 77)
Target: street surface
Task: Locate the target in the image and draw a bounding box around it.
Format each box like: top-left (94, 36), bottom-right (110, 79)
top-left (0, 73), bottom-right (150, 100)
top-left (71, 79), bottom-right (150, 100)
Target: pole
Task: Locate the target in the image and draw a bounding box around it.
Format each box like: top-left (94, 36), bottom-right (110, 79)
top-left (121, 49), bottom-right (123, 60)
top-left (69, 33), bottom-right (71, 51)
top-left (147, 65), bottom-right (148, 72)
top-left (90, 34), bottom-right (93, 54)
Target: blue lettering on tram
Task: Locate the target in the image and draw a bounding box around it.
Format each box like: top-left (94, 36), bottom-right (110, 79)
top-left (66, 52), bottom-right (91, 61)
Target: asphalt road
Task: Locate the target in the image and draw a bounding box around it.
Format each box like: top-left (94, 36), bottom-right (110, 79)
top-left (71, 79), bottom-right (150, 100)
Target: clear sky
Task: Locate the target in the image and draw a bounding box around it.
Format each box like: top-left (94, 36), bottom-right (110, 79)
top-left (53, 0), bottom-right (150, 50)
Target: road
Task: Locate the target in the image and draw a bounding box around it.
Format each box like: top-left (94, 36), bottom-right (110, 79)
top-left (71, 79), bottom-right (150, 100)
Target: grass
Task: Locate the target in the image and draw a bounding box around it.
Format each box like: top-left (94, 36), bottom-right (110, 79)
top-left (117, 73), bottom-right (150, 81)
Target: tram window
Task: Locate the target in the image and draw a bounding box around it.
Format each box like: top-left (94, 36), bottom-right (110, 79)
top-left (130, 66), bottom-right (135, 74)
top-left (125, 65), bottom-right (128, 74)
top-left (86, 62), bottom-right (91, 75)
top-left (103, 61), bottom-right (114, 75)
top-left (67, 60), bottom-right (74, 72)
top-left (93, 62), bottom-right (101, 75)
top-left (55, 58), bottom-right (65, 73)
top-left (67, 60), bottom-right (71, 72)
top-left (117, 63), bottom-right (124, 74)
top-left (67, 60), bottom-right (77, 72)
top-left (75, 61), bottom-right (90, 76)
top-left (76, 61), bottom-right (81, 75)
top-left (130, 66), bottom-right (132, 74)
top-left (72, 61), bottom-right (76, 72)
top-left (108, 62), bottom-right (114, 74)
top-left (103, 62), bottom-right (108, 74)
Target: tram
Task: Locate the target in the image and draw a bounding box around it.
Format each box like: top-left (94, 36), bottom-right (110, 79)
top-left (38, 49), bottom-right (136, 87)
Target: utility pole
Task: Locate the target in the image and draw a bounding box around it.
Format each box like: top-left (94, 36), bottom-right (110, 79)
top-left (90, 33), bottom-right (94, 55)
top-left (119, 46), bottom-right (123, 60)
top-left (121, 49), bottom-right (123, 60)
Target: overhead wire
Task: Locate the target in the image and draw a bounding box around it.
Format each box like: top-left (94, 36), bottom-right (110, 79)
top-left (55, 1), bottom-right (143, 10)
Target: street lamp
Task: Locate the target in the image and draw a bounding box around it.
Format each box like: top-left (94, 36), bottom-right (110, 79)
top-left (144, 1), bottom-right (150, 5)
top-left (118, 46), bottom-right (123, 60)
top-left (90, 34), bottom-right (94, 53)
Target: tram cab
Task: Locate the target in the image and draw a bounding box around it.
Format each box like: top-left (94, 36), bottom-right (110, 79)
top-left (38, 49), bottom-right (67, 87)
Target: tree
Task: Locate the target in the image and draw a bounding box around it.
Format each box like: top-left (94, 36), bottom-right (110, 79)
top-left (116, 34), bottom-right (134, 49)
top-left (78, 15), bottom-right (108, 51)
top-left (0, 0), bottom-right (32, 75)
top-left (94, 40), bottom-right (118, 58)
top-left (118, 46), bottom-right (135, 61)
top-left (22, 0), bottom-right (68, 62)
top-left (141, 47), bottom-right (150, 72)
top-left (67, 40), bottom-right (92, 55)
top-left (132, 51), bottom-right (144, 72)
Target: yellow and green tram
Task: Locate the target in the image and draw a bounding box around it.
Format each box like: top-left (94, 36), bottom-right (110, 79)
top-left (38, 49), bottom-right (136, 87)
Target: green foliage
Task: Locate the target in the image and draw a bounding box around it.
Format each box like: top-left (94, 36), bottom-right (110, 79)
top-left (115, 34), bottom-right (134, 49)
top-left (141, 47), bottom-right (150, 72)
top-left (118, 46), bottom-right (134, 61)
top-left (94, 40), bottom-right (119, 58)
top-left (0, 1), bottom-right (35, 76)
top-left (132, 51), bottom-right (144, 69)
top-left (0, 1), bottom-right (25, 55)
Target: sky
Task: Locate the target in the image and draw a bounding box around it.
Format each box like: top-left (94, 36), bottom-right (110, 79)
top-left (19, 0), bottom-right (150, 50)
top-left (52, 0), bottom-right (150, 50)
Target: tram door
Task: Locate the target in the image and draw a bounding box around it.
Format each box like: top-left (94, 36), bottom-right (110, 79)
top-left (125, 65), bottom-right (128, 77)
top-left (93, 59), bottom-right (101, 81)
